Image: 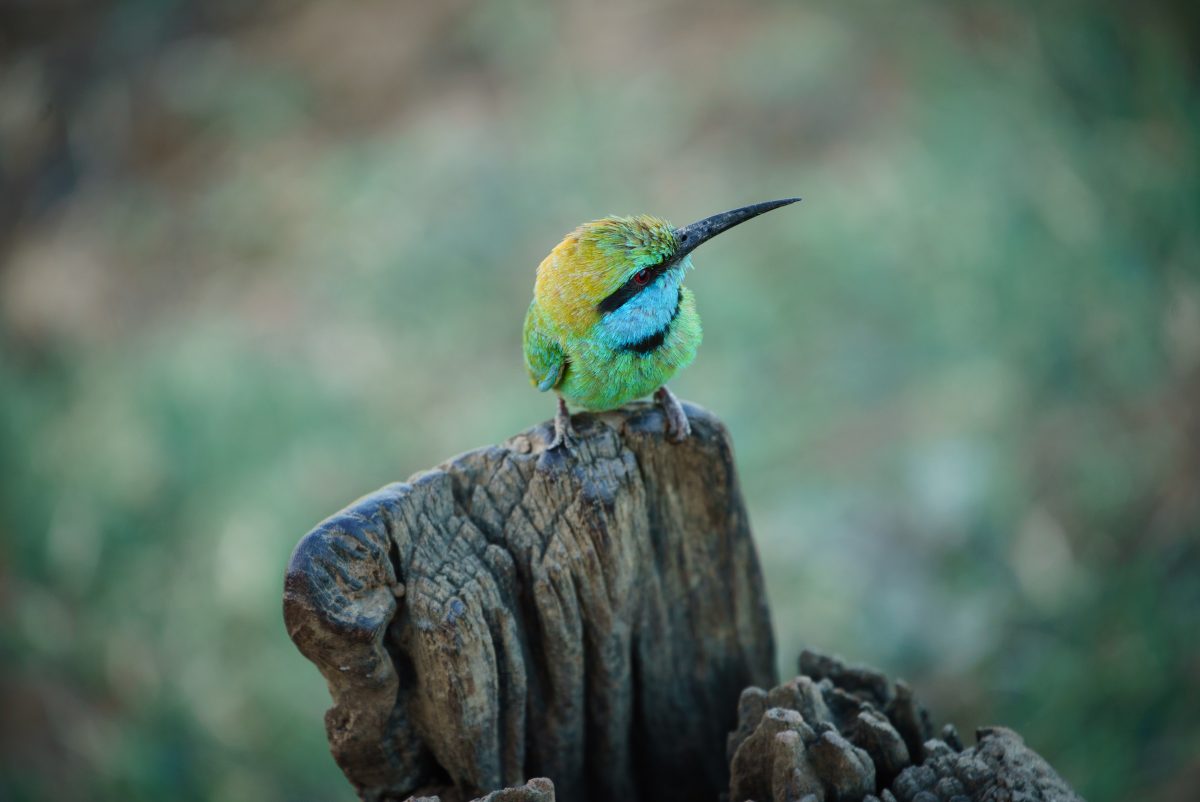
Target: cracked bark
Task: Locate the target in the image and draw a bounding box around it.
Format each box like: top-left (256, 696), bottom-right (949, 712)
top-left (284, 401), bottom-right (776, 802)
top-left (284, 401), bottom-right (1085, 802)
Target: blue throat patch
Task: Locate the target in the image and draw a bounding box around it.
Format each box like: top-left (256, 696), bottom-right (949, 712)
top-left (595, 265), bottom-right (685, 351)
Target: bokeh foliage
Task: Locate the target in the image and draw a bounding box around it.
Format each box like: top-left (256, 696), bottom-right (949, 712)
top-left (1, 1), bottom-right (1197, 800)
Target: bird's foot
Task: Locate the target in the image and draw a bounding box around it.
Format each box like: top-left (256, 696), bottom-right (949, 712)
top-left (547, 396), bottom-right (576, 451)
top-left (655, 385), bottom-right (691, 443)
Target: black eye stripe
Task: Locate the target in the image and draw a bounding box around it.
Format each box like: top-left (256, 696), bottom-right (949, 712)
top-left (596, 259), bottom-right (672, 314)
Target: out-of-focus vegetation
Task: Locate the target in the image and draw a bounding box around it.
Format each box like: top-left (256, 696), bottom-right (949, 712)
top-left (1, 1), bottom-right (1197, 800)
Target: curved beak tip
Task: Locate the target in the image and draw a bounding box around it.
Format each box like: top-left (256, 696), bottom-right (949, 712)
top-left (673, 196), bottom-right (802, 256)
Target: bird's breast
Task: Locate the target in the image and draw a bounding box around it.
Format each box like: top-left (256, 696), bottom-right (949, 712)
top-left (557, 286), bottom-right (701, 411)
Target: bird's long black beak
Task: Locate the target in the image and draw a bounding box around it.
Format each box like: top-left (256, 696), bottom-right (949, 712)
top-left (673, 197), bottom-right (801, 259)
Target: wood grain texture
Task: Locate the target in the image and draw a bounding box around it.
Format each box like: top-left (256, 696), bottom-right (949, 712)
top-left (283, 401), bottom-right (777, 802)
top-left (726, 649), bottom-right (1086, 802)
top-left (420, 648), bottom-right (1088, 802)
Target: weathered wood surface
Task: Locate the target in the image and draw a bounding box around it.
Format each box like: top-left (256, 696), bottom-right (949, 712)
top-left (283, 401), bottom-right (777, 802)
top-left (412, 777), bottom-right (556, 802)
top-left (433, 648), bottom-right (1085, 802)
top-left (284, 402), bottom-right (1085, 802)
top-left (356, 648), bottom-right (1087, 802)
top-left (724, 650), bottom-right (1085, 802)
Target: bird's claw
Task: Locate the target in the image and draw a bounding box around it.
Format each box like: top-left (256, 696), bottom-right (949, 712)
top-left (665, 409), bottom-right (691, 443)
top-left (548, 396), bottom-right (577, 452)
top-left (655, 386), bottom-right (691, 443)
top-left (547, 428), bottom-right (576, 452)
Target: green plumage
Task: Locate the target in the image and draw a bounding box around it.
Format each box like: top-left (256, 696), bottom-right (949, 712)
top-left (522, 199), bottom-right (798, 426)
top-left (523, 289), bottom-right (701, 411)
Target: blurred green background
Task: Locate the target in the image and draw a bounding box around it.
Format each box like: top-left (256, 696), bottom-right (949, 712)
top-left (1, 1), bottom-right (1197, 800)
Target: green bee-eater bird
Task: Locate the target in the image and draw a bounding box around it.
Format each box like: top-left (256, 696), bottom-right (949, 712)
top-left (523, 198), bottom-right (800, 448)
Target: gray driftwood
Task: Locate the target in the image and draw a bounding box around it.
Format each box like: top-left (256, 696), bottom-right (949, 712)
top-left (283, 401), bottom-right (777, 802)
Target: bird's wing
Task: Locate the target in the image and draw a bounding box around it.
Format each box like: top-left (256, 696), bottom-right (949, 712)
top-left (522, 300), bottom-right (566, 392)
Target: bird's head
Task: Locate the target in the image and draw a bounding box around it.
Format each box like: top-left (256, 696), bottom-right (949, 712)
top-left (533, 198), bottom-right (800, 342)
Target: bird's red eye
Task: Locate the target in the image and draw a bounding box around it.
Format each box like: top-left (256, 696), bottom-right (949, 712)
top-left (632, 268), bottom-right (652, 286)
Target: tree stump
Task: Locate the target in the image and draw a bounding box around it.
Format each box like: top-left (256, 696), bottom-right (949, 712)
top-left (283, 401), bottom-right (777, 802)
top-left (284, 401), bottom-right (1086, 802)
